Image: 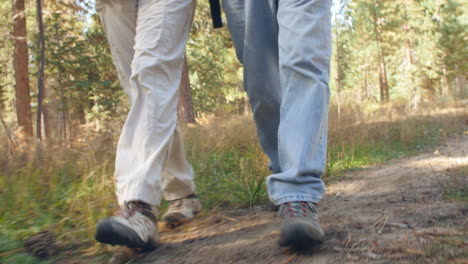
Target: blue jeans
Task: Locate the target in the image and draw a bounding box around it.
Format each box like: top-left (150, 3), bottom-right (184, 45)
top-left (223, 0), bottom-right (332, 205)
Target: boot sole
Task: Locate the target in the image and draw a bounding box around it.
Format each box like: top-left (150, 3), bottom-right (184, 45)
top-left (279, 221), bottom-right (324, 251)
top-left (162, 210), bottom-right (200, 228)
top-left (95, 219), bottom-right (158, 250)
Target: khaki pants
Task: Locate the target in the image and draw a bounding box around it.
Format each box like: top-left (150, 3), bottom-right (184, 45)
top-left (96, 0), bottom-right (197, 206)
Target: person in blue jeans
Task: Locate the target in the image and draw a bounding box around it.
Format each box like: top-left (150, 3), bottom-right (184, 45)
top-left (222, 0), bottom-right (332, 250)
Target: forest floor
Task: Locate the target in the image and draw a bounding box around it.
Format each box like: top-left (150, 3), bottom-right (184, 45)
top-left (55, 134), bottom-right (467, 264)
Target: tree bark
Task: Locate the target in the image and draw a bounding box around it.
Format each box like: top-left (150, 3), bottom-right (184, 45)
top-left (36, 0), bottom-right (46, 139)
top-left (178, 55), bottom-right (196, 124)
top-left (13, 0), bottom-right (33, 136)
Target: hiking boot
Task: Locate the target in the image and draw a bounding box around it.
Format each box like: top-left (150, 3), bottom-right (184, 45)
top-left (95, 201), bottom-right (159, 250)
top-left (277, 201), bottom-right (324, 250)
top-left (162, 194), bottom-right (201, 227)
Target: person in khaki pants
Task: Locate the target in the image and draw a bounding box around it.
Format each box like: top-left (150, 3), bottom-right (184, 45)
top-left (94, 0), bottom-right (201, 250)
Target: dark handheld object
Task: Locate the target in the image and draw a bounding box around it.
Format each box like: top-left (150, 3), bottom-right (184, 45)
top-left (209, 0), bottom-right (223, 28)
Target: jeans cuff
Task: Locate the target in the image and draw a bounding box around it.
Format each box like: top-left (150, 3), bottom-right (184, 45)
top-left (271, 195), bottom-right (322, 206)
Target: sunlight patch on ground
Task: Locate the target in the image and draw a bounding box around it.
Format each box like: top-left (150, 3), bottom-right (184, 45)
top-left (326, 139), bottom-right (467, 197)
top-left (326, 181), bottom-right (365, 195)
top-left (406, 156), bottom-right (467, 169)
top-left (161, 219), bottom-right (273, 244)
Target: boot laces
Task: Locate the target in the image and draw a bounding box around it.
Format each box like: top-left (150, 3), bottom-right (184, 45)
top-left (172, 199), bottom-right (183, 208)
top-left (118, 201), bottom-right (153, 220)
top-left (118, 201), bottom-right (136, 218)
top-left (286, 202), bottom-right (308, 217)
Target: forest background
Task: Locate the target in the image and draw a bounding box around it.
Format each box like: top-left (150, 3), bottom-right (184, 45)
top-left (0, 0), bottom-right (466, 263)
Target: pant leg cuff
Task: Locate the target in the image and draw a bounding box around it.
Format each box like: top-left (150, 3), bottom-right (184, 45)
top-left (117, 188), bottom-right (161, 207)
top-left (163, 184), bottom-right (196, 201)
top-left (271, 195), bottom-right (322, 206)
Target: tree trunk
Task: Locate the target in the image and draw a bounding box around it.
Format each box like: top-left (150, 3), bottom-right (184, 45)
top-left (378, 52), bottom-right (389, 102)
top-left (13, 0), bottom-right (33, 136)
top-left (441, 63), bottom-right (450, 98)
top-left (405, 39), bottom-right (413, 66)
top-left (371, 1), bottom-right (390, 102)
top-left (58, 78), bottom-right (67, 140)
top-left (43, 71), bottom-right (53, 140)
top-left (52, 22), bottom-right (67, 141)
top-left (403, 5), bottom-right (414, 66)
top-left (43, 103), bottom-right (52, 139)
top-left (454, 65), bottom-right (465, 98)
top-left (178, 55), bottom-right (196, 124)
top-left (36, 0), bottom-right (46, 139)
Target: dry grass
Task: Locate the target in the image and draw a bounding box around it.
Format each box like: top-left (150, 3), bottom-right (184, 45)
top-left (0, 99), bottom-right (466, 262)
top-left (326, 98), bottom-right (466, 177)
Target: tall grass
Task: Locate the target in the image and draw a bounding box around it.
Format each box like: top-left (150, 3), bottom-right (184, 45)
top-left (184, 115), bottom-right (270, 208)
top-left (326, 99), bottom-right (466, 177)
top-left (0, 100), bottom-right (466, 261)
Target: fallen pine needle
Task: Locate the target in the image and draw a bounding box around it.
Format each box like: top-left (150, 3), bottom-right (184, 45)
top-left (415, 228), bottom-right (463, 236)
top-left (282, 253), bottom-right (297, 264)
top-left (405, 248), bottom-right (425, 256)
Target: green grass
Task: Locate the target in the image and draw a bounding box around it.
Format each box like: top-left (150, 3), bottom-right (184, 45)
top-left (0, 103), bottom-right (465, 263)
top-left (0, 234), bottom-right (46, 264)
top-left (326, 118), bottom-right (446, 178)
top-left (422, 235), bottom-right (468, 263)
top-left (193, 149), bottom-right (269, 208)
top-left (443, 165), bottom-right (468, 202)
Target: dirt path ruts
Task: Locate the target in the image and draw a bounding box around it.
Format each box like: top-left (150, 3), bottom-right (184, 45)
top-left (118, 135), bottom-right (467, 264)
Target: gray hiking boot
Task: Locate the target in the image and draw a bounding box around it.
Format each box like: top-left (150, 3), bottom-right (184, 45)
top-left (162, 194), bottom-right (202, 227)
top-left (277, 201), bottom-right (324, 250)
top-left (95, 201), bottom-right (159, 250)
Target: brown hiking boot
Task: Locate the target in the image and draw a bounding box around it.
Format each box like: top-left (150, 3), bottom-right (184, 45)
top-left (95, 201), bottom-right (159, 250)
top-left (162, 194), bottom-right (202, 228)
top-left (277, 201), bottom-right (324, 250)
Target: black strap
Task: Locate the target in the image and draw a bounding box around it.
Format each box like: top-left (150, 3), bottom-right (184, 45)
top-left (209, 0), bottom-right (223, 28)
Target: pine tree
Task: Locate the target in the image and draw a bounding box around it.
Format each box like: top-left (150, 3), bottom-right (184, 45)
top-left (12, 0), bottom-right (33, 136)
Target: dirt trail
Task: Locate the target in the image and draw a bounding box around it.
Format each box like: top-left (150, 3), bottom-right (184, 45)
top-left (114, 135), bottom-right (467, 264)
